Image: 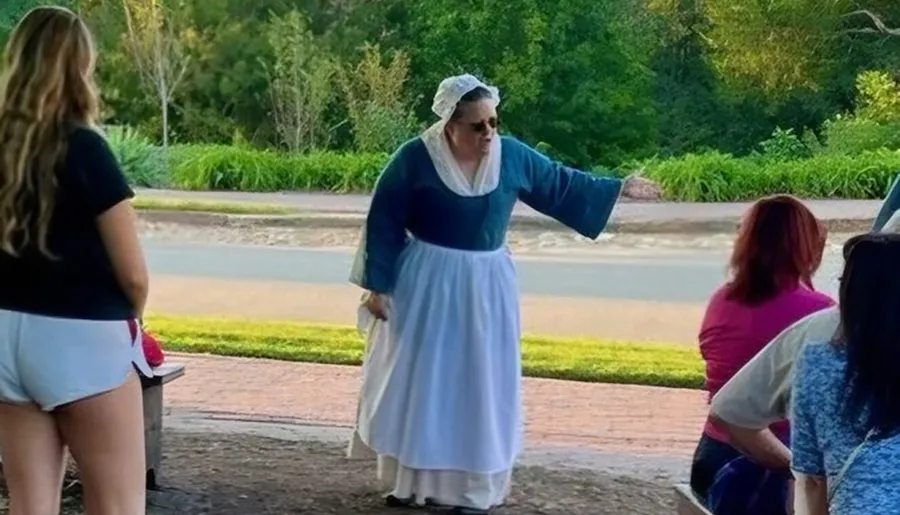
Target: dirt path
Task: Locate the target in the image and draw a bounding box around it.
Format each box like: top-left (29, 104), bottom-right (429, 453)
top-left (5, 432), bottom-right (674, 515)
top-left (150, 432), bottom-right (675, 515)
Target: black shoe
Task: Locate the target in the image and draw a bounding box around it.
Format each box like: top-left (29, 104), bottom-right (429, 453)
top-left (385, 495), bottom-right (415, 508)
top-left (448, 507), bottom-right (492, 515)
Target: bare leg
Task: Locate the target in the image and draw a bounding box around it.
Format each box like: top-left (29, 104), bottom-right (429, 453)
top-left (0, 402), bottom-right (66, 515)
top-left (57, 373), bottom-right (145, 515)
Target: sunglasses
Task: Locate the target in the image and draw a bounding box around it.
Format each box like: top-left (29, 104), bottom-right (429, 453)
top-left (468, 117), bottom-right (500, 134)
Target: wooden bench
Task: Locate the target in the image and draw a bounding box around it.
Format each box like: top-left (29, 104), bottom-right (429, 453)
top-left (141, 363), bottom-right (186, 490)
top-left (674, 484), bottom-right (713, 515)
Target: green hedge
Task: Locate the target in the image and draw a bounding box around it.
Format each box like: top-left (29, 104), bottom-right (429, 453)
top-left (107, 132), bottom-right (900, 201)
top-left (168, 144), bottom-right (390, 192)
top-left (641, 150), bottom-right (900, 202)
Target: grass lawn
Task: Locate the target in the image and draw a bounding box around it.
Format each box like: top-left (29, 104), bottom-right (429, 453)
top-left (132, 196), bottom-right (299, 215)
top-left (145, 314), bottom-right (705, 389)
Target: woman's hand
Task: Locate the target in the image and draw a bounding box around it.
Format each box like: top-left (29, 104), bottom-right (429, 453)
top-left (621, 174), bottom-right (662, 201)
top-left (364, 292), bottom-right (390, 321)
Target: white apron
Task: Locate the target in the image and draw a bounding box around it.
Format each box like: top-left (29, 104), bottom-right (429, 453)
top-left (348, 239), bottom-right (521, 510)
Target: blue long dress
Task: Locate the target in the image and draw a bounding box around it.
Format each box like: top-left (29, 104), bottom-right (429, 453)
top-left (348, 135), bottom-right (622, 510)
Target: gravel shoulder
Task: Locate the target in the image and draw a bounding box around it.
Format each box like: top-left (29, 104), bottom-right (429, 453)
top-left (138, 219), bottom-right (857, 256)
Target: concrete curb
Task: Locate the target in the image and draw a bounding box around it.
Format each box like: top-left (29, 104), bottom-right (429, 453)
top-left (136, 209), bottom-right (876, 235)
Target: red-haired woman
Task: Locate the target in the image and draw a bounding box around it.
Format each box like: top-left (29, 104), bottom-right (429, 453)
top-left (689, 195), bottom-right (835, 515)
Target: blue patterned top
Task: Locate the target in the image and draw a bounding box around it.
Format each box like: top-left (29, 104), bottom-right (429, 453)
top-left (791, 340), bottom-right (900, 514)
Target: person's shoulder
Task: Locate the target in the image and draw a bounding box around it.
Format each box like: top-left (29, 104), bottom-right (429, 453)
top-left (792, 287), bottom-right (837, 309)
top-left (395, 136), bottom-right (425, 157)
top-left (710, 283), bottom-right (733, 302)
top-left (67, 125), bottom-right (110, 149)
top-left (500, 135), bottom-right (529, 155)
top-left (800, 338), bottom-right (838, 358)
top-left (378, 138), bottom-right (426, 182)
top-left (763, 305), bottom-right (839, 363)
top-left (786, 304), bottom-right (840, 335)
top-left (704, 283), bottom-right (740, 313)
top-left (60, 126), bottom-right (115, 178)
top-left (796, 338), bottom-right (845, 379)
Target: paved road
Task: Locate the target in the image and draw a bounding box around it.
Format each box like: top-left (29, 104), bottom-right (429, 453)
top-left (144, 240), bottom-right (845, 304)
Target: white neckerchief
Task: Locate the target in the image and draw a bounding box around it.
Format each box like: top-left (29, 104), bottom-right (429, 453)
top-left (420, 120), bottom-right (502, 197)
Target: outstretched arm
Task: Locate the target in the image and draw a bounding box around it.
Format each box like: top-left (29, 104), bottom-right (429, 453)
top-left (516, 141), bottom-right (623, 239)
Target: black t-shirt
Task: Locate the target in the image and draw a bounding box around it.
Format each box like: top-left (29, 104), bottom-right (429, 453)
top-left (0, 127), bottom-right (136, 320)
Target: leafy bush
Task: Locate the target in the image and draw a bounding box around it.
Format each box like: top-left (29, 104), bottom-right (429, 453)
top-left (344, 102), bottom-right (418, 154)
top-left (338, 44), bottom-right (419, 153)
top-left (169, 144), bottom-right (388, 192)
top-left (644, 149), bottom-right (900, 201)
top-left (150, 140), bottom-right (900, 202)
top-left (266, 10), bottom-right (334, 152)
top-left (758, 127), bottom-right (810, 162)
top-left (819, 117), bottom-right (900, 155)
top-left (855, 71), bottom-right (900, 124)
top-left (105, 125), bottom-right (167, 187)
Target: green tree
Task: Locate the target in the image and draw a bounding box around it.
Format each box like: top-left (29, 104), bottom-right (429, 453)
top-left (120, 0), bottom-right (192, 151)
top-left (647, 0), bottom-right (723, 156)
top-left (338, 43), bottom-right (418, 153)
top-left (856, 70), bottom-right (900, 123)
top-left (1, 0), bottom-right (77, 45)
top-left (265, 10), bottom-right (335, 152)
top-left (406, 0), bottom-right (658, 166)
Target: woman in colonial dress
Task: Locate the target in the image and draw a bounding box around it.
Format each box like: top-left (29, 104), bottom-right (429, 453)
top-left (348, 74), bottom-right (661, 514)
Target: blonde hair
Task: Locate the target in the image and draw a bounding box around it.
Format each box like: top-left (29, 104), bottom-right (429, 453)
top-left (0, 6), bottom-right (99, 257)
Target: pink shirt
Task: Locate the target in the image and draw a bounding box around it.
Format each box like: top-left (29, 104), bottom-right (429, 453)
top-left (700, 283), bottom-right (835, 443)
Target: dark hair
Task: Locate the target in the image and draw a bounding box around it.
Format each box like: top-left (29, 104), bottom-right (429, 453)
top-left (450, 86), bottom-right (494, 120)
top-left (838, 233), bottom-right (900, 437)
top-left (726, 195), bottom-right (826, 304)
top-left (842, 233), bottom-right (867, 260)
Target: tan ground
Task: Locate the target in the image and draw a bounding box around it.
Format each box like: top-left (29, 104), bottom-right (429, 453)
top-left (148, 275), bottom-right (705, 344)
top-left (13, 432), bottom-right (676, 515)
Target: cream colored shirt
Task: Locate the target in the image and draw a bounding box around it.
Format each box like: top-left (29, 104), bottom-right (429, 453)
top-left (709, 306), bottom-right (840, 429)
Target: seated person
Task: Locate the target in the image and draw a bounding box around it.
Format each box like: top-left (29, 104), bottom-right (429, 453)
top-left (791, 233), bottom-right (900, 514)
top-left (707, 210), bottom-right (900, 472)
top-left (690, 195), bottom-right (834, 514)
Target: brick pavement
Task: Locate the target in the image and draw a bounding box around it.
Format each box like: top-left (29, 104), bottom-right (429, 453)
top-left (165, 353), bottom-right (708, 458)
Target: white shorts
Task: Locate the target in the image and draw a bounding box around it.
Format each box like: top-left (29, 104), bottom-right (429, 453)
top-left (0, 309), bottom-right (152, 411)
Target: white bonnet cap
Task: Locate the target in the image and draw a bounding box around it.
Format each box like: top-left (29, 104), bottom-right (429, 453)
top-left (431, 74), bottom-right (500, 121)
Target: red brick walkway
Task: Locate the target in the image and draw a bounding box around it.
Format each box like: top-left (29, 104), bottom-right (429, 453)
top-left (165, 353), bottom-right (708, 458)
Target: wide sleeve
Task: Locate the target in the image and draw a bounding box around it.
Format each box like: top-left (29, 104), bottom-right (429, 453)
top-left (790, 343), bottom-right (826, 477)
top-left (348, 145), bottom-right (411, 294)
top-left (515, 140), bottom-right (623, 239)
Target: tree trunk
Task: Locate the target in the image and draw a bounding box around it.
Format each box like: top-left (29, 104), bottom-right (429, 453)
top-left (160, 92), bottom-right (169, 151)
